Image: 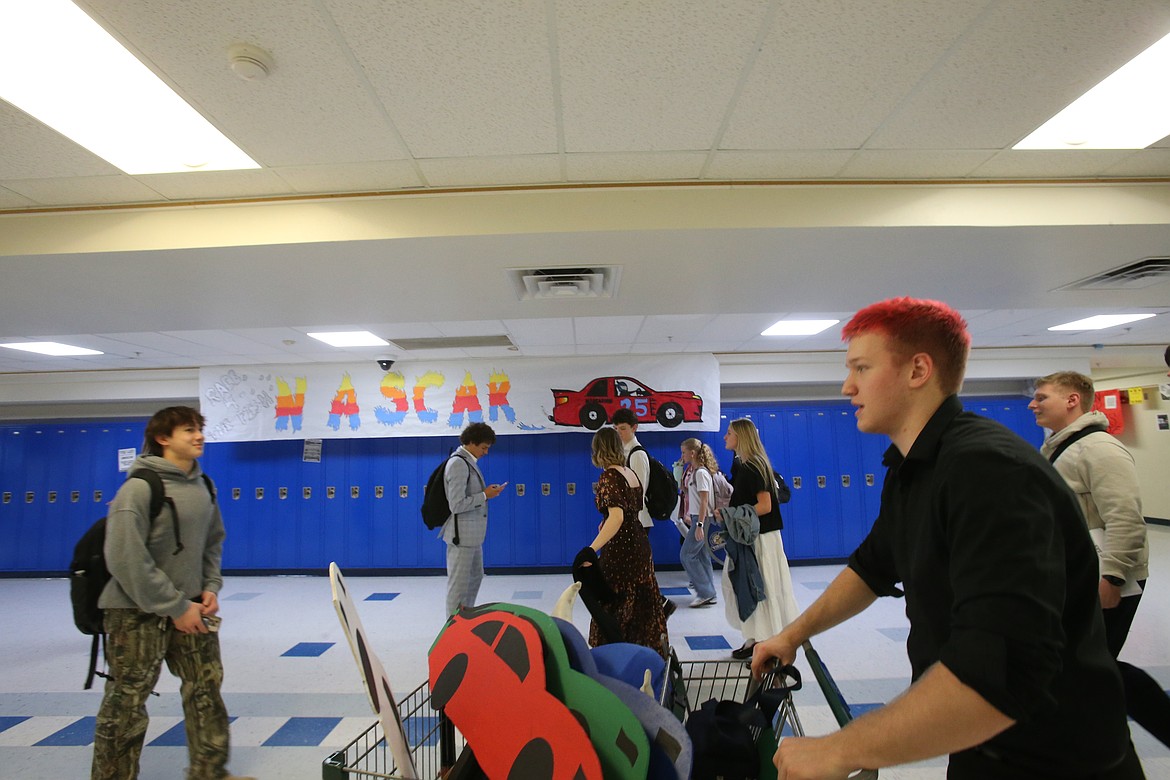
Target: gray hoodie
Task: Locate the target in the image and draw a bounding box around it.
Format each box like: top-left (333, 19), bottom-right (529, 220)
top-left (99, 455), bottom-right (225, 620)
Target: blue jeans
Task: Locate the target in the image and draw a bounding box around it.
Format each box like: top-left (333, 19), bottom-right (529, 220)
top-left (681, 514), bottom-right (716, 601)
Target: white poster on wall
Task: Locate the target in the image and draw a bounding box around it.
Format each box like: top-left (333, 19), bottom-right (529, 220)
top-left (198, 354), bottom-right (720, 442)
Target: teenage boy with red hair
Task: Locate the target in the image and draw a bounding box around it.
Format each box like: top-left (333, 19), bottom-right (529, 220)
top-left (752, 298), bottom-right (1141, 779)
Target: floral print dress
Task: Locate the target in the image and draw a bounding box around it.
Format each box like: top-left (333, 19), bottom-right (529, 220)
top-left (588, 466), bottom-right (669, 657)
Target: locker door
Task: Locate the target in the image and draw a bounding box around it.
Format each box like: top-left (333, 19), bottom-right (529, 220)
top-left (345, 440), bottom-right (376, 569)
top-left (562, 434), bottom-right (602, 566)
top-left (319, 439), bottom-right (350, 569)
top-left (500, 434), bottom-right (538, 567)
top-left (365, 438), bottom-right (396, 570)
top-left (856, 424), bottom-right (888, 540)
top-left (806, 408), bottom-right (844, 559)
top-left (0, 427), bottom-right (27, 570)
top-left (482, 436), bottom-right (516, 566)
top-left (829, 406), bottom-right (869, 554)
top-left (776, 409), bottom-right (814, 560)
top-left (413, 437), bottom-right (452, 569)
top-left (535, 434), bottom-right (569, 566)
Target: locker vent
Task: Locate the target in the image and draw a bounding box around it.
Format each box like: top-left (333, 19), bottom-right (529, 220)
top-left (389, 335), bottom-right (515, 351)
top-left (1059, 257), bottom-right (1170, 291)
top-left (507, 266), bottom-right (621, 301)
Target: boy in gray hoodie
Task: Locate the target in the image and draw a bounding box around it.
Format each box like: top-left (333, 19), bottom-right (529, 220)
top-left (91, 406), bottom-right (252, 780)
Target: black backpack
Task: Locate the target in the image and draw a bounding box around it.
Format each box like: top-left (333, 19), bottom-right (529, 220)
top-left (421, 451), bottom-right (480, 545)
top-left (69, 468), bottom-right (215, 689)
top-left (628, 445), bottom-right (679, 521)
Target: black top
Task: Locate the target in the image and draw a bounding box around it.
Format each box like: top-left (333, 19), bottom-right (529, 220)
top-left (848, 396), bottom-right (1129, 775)
top-left (729, 458), bottom-right (783, 533)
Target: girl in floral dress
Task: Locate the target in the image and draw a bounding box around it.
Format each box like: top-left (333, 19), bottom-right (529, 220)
top-left (584, 426), bottom-right (669, 656)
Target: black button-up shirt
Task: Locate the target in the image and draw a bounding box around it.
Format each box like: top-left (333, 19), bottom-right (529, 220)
top-left (849, 396), bottom-right (1129, 775)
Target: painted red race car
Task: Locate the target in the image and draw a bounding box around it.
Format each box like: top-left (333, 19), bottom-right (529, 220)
top-left (547, 375), bottom-right (703, 430)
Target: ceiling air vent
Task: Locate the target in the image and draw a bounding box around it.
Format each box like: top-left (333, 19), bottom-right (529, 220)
top-left (508, 266), bottom-right (621, 301)
top-left (1060, 257), bottom-right (1170, 291)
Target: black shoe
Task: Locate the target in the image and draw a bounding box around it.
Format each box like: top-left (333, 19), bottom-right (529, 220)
top-left (730, 641), bottom-right (756, 660)
top-left (662, 597), bottom-right (677, 620)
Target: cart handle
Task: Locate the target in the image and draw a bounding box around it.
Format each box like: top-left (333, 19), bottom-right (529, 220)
top-left (800, 640), bottom-right (879, 779)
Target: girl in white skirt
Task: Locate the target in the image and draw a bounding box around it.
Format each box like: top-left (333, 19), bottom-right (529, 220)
top-left (721, 418), bottom-right (799, 659)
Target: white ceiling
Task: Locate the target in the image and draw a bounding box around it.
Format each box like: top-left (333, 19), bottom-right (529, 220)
top-left (2, 0), bottom-right (1170, 383)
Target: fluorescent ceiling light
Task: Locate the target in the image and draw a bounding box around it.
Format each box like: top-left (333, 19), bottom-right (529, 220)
top-left (1, 341), bottom-right (103, 356)
top-left (1015, 30), bottom-right (1170, 150)
top-left (307, 331), bottom-right (389, 348)
top-left (761, 319), bottom-right (840, 336)
top-left (0, 0), bottom-right (259, 174)
top-left (1048, 313), bottom-right (1156, 331)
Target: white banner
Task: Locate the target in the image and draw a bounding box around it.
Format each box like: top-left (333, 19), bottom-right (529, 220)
top-left (199, 354), bottom-right (720, 442)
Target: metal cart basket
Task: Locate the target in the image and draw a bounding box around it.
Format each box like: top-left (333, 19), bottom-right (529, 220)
top-left (322, 650), bottom-right (873, 779)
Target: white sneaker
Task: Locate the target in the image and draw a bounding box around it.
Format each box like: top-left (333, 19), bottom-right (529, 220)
top-left (689, 596), bottom-right (716, 608)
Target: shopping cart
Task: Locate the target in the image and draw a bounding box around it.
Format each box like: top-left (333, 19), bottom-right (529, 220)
top-left (322, 640), bottom-right (875, 779)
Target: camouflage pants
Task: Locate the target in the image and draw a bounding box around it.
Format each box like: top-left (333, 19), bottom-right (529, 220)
top-left (91, 608), bottom-right (230, 780)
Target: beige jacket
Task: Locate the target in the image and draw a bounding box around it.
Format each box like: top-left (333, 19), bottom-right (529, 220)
top-left (1040, 411), bottom-right (1149, 582)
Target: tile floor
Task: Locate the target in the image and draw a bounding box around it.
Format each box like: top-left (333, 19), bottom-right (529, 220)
top-left (3, 527), bottom-right (1170, 779)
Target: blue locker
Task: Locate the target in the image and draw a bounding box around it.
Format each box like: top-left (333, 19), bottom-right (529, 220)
top-left (410, 436), bottom-right (452, 569)
top-left (829, 407), bottom-right (870, 554)
top-left (559, 432), bottom-right (603, 566)
top-left (362, 439), bottom-right (395, 570)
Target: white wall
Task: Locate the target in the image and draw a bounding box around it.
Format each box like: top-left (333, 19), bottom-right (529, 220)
top-left (1095, 369), bottom-right (1170, 522)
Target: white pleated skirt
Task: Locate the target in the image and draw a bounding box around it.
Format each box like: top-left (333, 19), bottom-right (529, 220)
top-left (721, 529), bottom-right (800, 644)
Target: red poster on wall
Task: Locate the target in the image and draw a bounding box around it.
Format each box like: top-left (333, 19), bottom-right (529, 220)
top-left (1092, 389), bottom-right (1124, 435)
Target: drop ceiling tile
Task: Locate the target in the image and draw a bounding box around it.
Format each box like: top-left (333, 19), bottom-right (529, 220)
top-left (866, 2), bottom-right (1170, 150)
top-left (971, 150), bottom-right (1136, 179)
top-left (557, 1), bottom-right (767, 152)
top-left (0, 185), bottom-right (35, 210)
top-left (329, 0), bottom-right (557, 158)
top-left (0, 104), bottom-right (119, 179)
top-left (1099, 149), bottom-right (1170, 178)
top-left (136, 169), bottom-right (295, 201)
top-left (503, 318), bottom-right (576, 346)
top-left (418, 155), bottom-right (562, 188)
top-left (704, 150), bottom-right (852, 180)
top-left (275, 161), bottom-right (424, 195)
top-left (2, 176), bottom-right (167, 207)
top-left (83, 0), bottom-right (411, 167)
top-left (723, 0), bottom-right (985, 150)
top-left (838, 150), bottom-right (996, 180)
top-left (574, 316), bottom-right (645, 345)
top-left (565, 152), bottom-right (706, 182)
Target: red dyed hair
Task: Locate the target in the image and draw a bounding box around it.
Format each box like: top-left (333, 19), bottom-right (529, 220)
top-left (842, 297), bottom-right (971, 394)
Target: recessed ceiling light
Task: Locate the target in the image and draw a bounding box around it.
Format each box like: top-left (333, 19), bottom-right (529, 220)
top-left (761, 319), bottom-right (840, 336)
top-left (1015, 30), bottom-right (1170, 150)
top-left (1048, 313), bottom-right (1156, 331)
top-left (307, 331), bottom-right (389, 347)
top-left (0, 341), bottom-right (103, 356)
top-left (0, 0), bottom-right (260, 174)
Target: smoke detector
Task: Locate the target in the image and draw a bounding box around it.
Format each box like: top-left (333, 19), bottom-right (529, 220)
top-left (228, 43), bottom-right (274, 81)
top-left (508, 266), bottom-right (621, 301)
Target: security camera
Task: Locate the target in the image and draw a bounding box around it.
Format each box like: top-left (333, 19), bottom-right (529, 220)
top-left (378, 359), bottom-right (396, 371)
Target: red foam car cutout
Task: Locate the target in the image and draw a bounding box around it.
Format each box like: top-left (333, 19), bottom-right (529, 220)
top-left (429, 608), bottom-right (602, 780)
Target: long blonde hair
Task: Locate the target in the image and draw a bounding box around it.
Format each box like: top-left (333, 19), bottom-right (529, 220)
top-left (682, 437), bottom-right (721, 474)
top-left (728, 418), bottom-right (776, 488)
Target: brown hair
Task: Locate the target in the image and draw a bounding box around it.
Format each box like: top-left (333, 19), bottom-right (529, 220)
top-left (592, 426), bottom-right (627, 468)
top-left (143, 406), bottom-right (205, 456)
